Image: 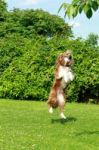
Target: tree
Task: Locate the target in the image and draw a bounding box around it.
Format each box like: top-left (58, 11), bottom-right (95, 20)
top-left (58, 0), bottom-right (99, 19)
top-left (86, 33), bottom-right (99, 47)
top-left (0, 8), bottom-right (72, 38)
top-left (18, 9), bottom-right (72, 37)
top-left (0, 0), bottom-right (7, 21)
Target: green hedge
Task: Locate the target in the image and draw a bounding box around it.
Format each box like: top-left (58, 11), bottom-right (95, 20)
top-left (0, 3), bottom-right (99, 103)
top-left (0, 35), bottom-right (99, 103)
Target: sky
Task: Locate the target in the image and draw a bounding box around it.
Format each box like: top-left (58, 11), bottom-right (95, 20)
top-left (6, 0), bottom-right (99, 39)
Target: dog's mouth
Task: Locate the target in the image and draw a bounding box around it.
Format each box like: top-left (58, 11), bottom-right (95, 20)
top-left (65, 61), bottom-right (72, 67)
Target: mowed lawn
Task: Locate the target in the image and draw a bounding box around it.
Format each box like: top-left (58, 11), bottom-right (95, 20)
top-left (0, 100), bottom-right (99, 150)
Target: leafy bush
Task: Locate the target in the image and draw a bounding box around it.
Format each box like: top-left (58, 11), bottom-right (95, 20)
top-left (0, 35), bottom-right (99, 103)
top-left (0, 2), bottom-right (99, 103)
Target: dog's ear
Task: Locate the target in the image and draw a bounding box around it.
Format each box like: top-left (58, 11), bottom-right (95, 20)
top-left (54, 53), bottom-right (64, 79)
top-left (57, 54), bottom-right (64, 66)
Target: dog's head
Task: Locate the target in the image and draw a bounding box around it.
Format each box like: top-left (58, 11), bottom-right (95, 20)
top-left (57, 50), bottom-right (73, 67)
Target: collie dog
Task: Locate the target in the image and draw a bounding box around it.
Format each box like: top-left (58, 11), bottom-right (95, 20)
top-left (47, 50), bottom-right (74, 119)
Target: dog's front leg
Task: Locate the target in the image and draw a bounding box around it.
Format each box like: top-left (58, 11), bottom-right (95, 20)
top-left (48, 105), bottom-right (53, 114)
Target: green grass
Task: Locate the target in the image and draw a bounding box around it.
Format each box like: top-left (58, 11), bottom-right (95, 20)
top-left (0, 100), bottom-right (99, 150)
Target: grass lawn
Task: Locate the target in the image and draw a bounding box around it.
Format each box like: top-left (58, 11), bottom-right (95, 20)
top-left (0, 100), bottom-right (99, 150)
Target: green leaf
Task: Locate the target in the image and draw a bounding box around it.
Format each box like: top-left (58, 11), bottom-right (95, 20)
top-left (73, 6), bottom-right (79, 18)
top-left (64, 10), bottom-right (67, 18)
top-left (58, 3), bottom-right (68, 13)
top-left (67, 5), bottom-right (75, 18)
top-left (72, 0), bottom-right (79, 5)
top-left (97, 0), bottom-right (99, 5)
top-left (58, 3), bottom-right (64, 13)
top-left (83, 4), bottom-right (93, 18)
top-left (86, 8), bottom-right (93, 19)
top-left (84, 4), bottom-right (91, 14)
top-left (79, 3), bottom-right (85, 14)
top-left (88, 0), bottom-right (93, 6)
top-left (92, 1), bottom-right (98, 11)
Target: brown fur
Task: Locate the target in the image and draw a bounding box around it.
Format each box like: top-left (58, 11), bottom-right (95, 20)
top-left (48, 79), bottom-right (61, 108)
top-left (47, 50), bottom-right (72, 108)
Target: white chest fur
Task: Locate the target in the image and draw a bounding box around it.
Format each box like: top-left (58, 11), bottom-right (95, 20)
top-left (58, 66), bottom-right (74, 88)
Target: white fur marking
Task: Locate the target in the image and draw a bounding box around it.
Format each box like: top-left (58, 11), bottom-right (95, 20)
top-left (49, 107), bottom-right (53, 113)
top-left (57, 66), bottom-right (74, 88)
top-left (60, 113), bottom-right (66, 119)
top-left (57, 93), bottom-right (65, 105)
top-left (64, 57), bottom-right (69, 63)
top-left (58, 66), bottom-right (64, 79)
top-left (68, 71), bottom-right (74, 81)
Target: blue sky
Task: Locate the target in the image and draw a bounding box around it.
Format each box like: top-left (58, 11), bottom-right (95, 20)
top-left (6, 0), bottom-right (99, 38)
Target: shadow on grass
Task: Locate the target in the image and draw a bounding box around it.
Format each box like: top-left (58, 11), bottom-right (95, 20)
top-left (51, 117), bottom-right (77, 124)
top-left (76, 131), bottom-right (99, 136)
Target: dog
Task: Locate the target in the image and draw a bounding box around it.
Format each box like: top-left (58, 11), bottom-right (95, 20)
top-left (47, 50), bottom-right (74, 119)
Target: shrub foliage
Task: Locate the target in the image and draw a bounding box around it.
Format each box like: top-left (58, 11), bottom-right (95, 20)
top-left (0, 1), bottom-right (99, 103)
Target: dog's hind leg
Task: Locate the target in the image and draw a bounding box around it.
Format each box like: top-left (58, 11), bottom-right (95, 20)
top-left (59, 105), bottom-right (66, 119)
top-left (58, 92), bottom-right (66, 119)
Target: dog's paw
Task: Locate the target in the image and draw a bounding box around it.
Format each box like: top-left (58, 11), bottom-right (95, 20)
top-left (49, 107), bottom-right (53, 114)
top-left (60, 113), bottom-right (66, 119)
